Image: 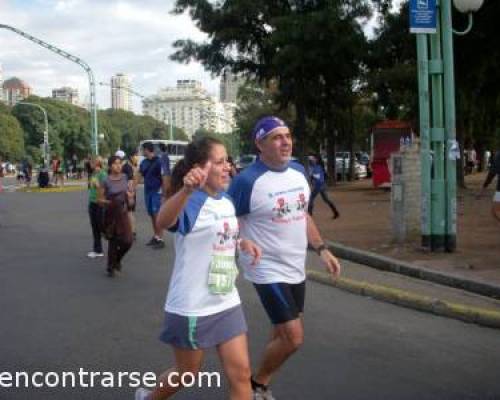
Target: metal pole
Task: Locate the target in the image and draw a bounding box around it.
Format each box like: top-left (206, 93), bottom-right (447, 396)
top-left (17, 101), bottom-right (50, 168)
top-left (1, 24), bottom-right (99, 155)
top-left (441, 0), bottom-right (457, 252)
top-left (429, 8), bottom-right (446, 251)
top-left (416, 34), bottom-right (432, 248)
top-left (168, 109), bottom-right (173, 140)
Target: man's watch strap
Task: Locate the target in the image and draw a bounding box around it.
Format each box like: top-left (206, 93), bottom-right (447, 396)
top-left (315, 243), bottom-right (327, 256)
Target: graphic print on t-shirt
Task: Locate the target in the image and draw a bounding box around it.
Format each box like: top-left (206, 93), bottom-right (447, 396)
top-left (269, 186), bottom-right (308, 224)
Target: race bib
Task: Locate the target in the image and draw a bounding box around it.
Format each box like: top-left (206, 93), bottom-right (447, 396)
top-left (208, 254), bottom-right (238, 295)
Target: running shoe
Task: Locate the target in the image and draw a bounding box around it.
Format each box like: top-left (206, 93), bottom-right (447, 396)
top-left (135, 387), bottom-right (152, 400)
top-left (253, 387), bottom-right (276, 400)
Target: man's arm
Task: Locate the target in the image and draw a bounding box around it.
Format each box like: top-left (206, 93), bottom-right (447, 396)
top-left (306, 214), bottom-right (341, 281)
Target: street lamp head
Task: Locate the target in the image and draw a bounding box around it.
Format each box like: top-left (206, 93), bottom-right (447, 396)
top-left (98, 133), bottom-right (105, 140)
top-left (453, 0), bottom-right (483, 13)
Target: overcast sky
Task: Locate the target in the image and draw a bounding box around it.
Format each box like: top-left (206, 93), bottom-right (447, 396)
top-left (0, 0), bottom-right (402, 114)
top-left (0, 0), bottom-right (218, 112)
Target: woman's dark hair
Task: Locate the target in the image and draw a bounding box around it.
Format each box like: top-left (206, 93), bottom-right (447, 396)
top-left (170, 136), bottom-right (224, 195)
top-left (108, 155), bottom-right (121, 169)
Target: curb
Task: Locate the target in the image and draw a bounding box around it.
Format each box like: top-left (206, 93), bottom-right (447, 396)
top-left (307, 269), bottom-right (500, 330)
top-left (16, 186), bottom-right (85, 193)
top-left (325, 241), bottom-right (500, 300)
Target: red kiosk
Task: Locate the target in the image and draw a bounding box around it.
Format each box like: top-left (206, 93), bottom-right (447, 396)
top-left (370, 120), bottom-right (414, 188)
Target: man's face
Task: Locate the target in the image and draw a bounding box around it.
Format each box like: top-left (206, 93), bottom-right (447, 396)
top-left (144, 148), bottom-right (154, 159)
top-left (256, 127), bottom-right (293, 166)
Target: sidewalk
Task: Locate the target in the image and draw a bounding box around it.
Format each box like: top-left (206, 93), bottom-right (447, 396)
top-left (309, 172), bottom-right (500, 328)
top-left (312, 172), bottom-right (500, 284)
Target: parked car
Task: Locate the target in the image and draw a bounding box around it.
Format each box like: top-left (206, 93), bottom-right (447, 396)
top-left (235, 154), bottom-right (257, 172)
top-left (336, 159), bottom-right (367, 180)
top-left (321, 154), bottom-right (367, 180)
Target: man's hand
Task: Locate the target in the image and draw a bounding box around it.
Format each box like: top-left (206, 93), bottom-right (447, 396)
top-left (320, 249), bottom-right (341, 281)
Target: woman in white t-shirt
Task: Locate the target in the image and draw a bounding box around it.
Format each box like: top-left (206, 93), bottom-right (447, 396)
top-left (135, 137), bottom-right (261, 400)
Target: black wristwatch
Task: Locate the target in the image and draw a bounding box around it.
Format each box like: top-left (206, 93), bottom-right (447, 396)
top-left (315, 243), bottom-right (327, 256)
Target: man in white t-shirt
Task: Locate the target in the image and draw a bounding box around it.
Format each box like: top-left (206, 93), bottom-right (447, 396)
top-left (229, 116), bottom-right (341, 400)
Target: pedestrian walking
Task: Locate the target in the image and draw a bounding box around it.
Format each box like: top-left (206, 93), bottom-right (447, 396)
top-left (134, 137), bottom-right (261, 400)
top-left (98, 156), bottom-right (135, 277)
top-left (139, 142), bottom-right (166, 249)
top-left (87, 156), bottom-right (106, 259)
top-left (228, 116), bottom-right (341, 400)
top-left (307, 154), bottom-right (340, 219)
top-left (116, 150), bottom-right (138, 239)
top-left (479, 149), bottom-right (500, 222)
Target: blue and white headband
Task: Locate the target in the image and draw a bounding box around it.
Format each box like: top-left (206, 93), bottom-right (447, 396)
top-left (252, 116), bottom-right (288, 141)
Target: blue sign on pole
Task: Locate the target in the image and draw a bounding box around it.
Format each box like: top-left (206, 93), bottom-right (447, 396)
top-left (409, 0), bottom-right (437, 34)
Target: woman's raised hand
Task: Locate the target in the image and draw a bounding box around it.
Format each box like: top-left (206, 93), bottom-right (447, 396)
top-left (183, 161), bottom-right (211, 192)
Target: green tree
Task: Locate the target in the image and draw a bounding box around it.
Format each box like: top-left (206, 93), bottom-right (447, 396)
top-left (170, 0), bottom-right (371, 162)
top-left (0, 112), bottom-right (24, 161)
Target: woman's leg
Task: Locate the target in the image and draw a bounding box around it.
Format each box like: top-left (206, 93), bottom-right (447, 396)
top-left (114, 236), bottom-right (133, 270)
top-left (107, 238), bottom-right (117, 276)
top-left (88, 203), bottom-right (103, 253)
top-left (319, 188), bottom-right (340, 218)
top-left (217, 334), bottom-right (252, 400)
top-left (150, 347), bottom-right (204, 400)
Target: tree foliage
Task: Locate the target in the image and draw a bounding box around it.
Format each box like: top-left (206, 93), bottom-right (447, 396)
top-left (2, 96), bottom-right (188, 163)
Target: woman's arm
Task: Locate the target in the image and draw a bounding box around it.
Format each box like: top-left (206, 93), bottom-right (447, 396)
top-left (97, 184), bottom-right (110, 205)
top-left (156, 186), bottom-right (193, 230)
top-left (156, 165), bottom-right (209, 230)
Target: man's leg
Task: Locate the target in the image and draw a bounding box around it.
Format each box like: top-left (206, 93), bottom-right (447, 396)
top-left (253, 318), bottom-right (304, 386)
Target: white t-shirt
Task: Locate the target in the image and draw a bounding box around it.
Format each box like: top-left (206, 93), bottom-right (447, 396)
top-left (228, 159), bottom-right (310, 284)
top-left (165, 190), bottom-right (241, 317)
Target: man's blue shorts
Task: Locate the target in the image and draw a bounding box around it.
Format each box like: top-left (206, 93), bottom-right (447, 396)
top-left (253, 281), bottom-right (306, 325)
top-left (145, 190), bottom-right (161, 216)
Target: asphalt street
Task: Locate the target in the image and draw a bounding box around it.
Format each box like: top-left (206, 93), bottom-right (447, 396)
top-left (1, 189), bottom-right (500, 400)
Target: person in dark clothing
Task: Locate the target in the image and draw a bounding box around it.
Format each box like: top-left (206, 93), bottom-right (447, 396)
top-left (307, 154), bottom-right (340, 219)
top-left (479, 150), bottom-right (500, 222)
top-left (87, 157), bottom-right (106, 258)
top-left (139, 142), bottom-right (165, 248)
top-left (98, 156), bottom-right (135, 277)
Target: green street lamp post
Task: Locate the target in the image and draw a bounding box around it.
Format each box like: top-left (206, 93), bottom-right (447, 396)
top-left (17, 101), bottom-right (50, 168)
top-left (0, 24), bottom-right (99, 156)
top-left (415, 0), bottom-right (483, 252)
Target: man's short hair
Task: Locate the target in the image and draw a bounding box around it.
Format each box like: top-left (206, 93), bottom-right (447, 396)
top-left (142, 142), bottom-right (154, 153)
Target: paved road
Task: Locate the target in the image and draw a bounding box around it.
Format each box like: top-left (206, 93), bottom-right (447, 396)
top-left (1, 190), bottom-right (500, 400)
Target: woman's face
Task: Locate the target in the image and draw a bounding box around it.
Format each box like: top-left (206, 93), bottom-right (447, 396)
top-left (110, 159), bottom-right (122, 174)
top-left (204, 144), bottom-right (230, 192)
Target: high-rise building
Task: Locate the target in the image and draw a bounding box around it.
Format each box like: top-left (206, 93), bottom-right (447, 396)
top-left (143, 80), bottom-right (236, 139)
top-left (111, 73), bottom-right (132, 112)
top-left (52, 86), bottom-right (79, 105)
top-left (220, 69), bottom-right (245, 103)
top-left (2, 77), bottom-right (32, 106)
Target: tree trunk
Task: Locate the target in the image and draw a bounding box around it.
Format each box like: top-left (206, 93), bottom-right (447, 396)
top-left (326, 110), bottom-right (337, 186)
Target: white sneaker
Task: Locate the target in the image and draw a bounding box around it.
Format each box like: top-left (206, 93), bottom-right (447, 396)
top-left (253, 387), bottom-right (276, 400)
top-left (87, 251), bottom-right (104, 258)
top-left (135, 387), bottom-right (152, 400)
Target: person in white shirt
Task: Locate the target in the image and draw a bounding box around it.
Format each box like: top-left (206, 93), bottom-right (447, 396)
top-left (135, 137), bottom-right (261, 400)
top-left (228, 116), bottom-right (341, 400)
